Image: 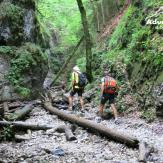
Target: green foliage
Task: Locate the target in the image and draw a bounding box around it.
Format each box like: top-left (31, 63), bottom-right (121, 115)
top-left (142, 0), bottom-right (161, 8)
top-left (1, 43), bottom-right (48, 98)
top-left (109, 6), bottom-right (134, 49)
top-left (15, 86), bottom-right (31, 98)
top-left (103, 2), bottom-right (163, 70)
top-left (38, 0), bottom-right (82, 48)
top-left (0, 46), bottom-right (16, 57)
top-left (0, 1), bottom-right (24, 43)
top-left (37, 0), bottom-right (93, 51)
top-left (0, 1), bottom-right (23, 20)
top-left (76, 57), bottom-right (86, 72)
top-left (141, 109), bottom-right (156, 122)
top-left (0, 126), bottom-right (15, 142)
top-left (83, 0), bottom-right (162, 121)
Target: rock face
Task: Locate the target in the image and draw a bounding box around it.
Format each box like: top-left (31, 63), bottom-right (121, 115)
top-left (0, 0), bottom-right (48, 99)
top-left (128, 60), bottom-right (163, 118)
top-left (154, 83), bottom-right (163, 117)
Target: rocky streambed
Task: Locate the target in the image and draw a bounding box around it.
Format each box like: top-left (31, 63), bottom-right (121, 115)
top-left (0, 103), bottom-right (163, 163)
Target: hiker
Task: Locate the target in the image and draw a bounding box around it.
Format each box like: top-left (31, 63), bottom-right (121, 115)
top-left (68, 66), bottom-right (87, 111)
top-left (99, 71), bottom-right (119, 121)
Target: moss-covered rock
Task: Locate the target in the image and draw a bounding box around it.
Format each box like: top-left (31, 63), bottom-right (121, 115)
top-left (0, 0), bottom-right (49, 99)
top-left (85, 0), bottom-right (162, 120)
top-left (0, 1), bottom-right (24, 45)
top-left (0, 43), bottom-right (48, 98)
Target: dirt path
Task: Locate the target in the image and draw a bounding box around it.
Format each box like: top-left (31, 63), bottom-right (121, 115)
top-left (97, 0), bottom-right (131, 42)
top-left (0, 97), bottom-right (163, 163)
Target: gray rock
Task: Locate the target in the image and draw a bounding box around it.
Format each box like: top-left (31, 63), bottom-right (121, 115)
top-left (51, 147), bottom-right (65, 156)
top-left (95, 116), bottom-right (102, 123)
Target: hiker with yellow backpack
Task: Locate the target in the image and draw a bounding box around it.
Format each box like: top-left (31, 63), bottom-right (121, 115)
top-left (99, 70), bottom-right (119, 122)
top-left (68, 66), bottom-right (87, 111)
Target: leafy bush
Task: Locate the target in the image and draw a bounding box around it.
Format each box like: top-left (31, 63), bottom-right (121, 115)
top-left (108, 6), bottom-right (134, 49)
top-left (0, 2), bottom-right (24, 44)
top-left (141, 109), bottom-right (156, 122)
top-left (0, 46), bottom-right (16, 57)
top-left (0, 2), bottom-right (23, 20)
top-left (1, 43), bottom-right (48, 98)
top-left (0, 126), bottom-right (15, 142)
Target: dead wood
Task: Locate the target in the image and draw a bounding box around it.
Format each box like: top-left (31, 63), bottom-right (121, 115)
top-left (43, 101), bottom-right (139, 148)
top-left (4, 104), bottom-right (33, 121)
top-left (0, 121), bottom-right (53, 130)
top-left (0, 102), bottom-right (25, 110)
top-left (139, 142), bottom-right (151, 162)
top-left (3, 102), bottom-right (9, 113)
top-left (0, 121), bottom-right (76, 141)
top-left (55, 125), bottom-right (76, 141)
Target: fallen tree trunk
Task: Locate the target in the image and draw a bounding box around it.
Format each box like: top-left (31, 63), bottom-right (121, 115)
top-left (0, 102), bottom-right (25, 110)
top-left (0, 121), bottom-right (53, 130)
top-left (15, 134), bottom-right (30, 142)
top-left (5, 104), bottom-right (33, 121)
top-left (0, 121), bottom-right (76, 141)
top-left (55, 125), bottom-right (76, 141)
top-left (43, 101), bottom-right (139, 148)
top-left (139, 142), bottom-right (151, 162)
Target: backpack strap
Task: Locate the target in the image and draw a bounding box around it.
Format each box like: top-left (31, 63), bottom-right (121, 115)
top-left (104, 77), bottom-right (108, 92)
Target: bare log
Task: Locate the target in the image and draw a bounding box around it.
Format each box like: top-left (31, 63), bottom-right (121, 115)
top-left (43, 101), bottom-right (139, 148)
top-left (1, 86), bottom-right (12, 102)
top-left (0, 102), bottom-right (25, 110)
top-left (5, 104), bottom-right (33, 121)
top-left (3, 102), bottom-right (9, 113)
top-left (55, 125), bottom-right (76, 141)
top-left (139, 142), bottom-right (150, 162)
top-left (15, 134), bottom-right (30, 142)
top-left (14, 129), bottom-right (32, 142)
top-left (0, 121), bottom-right (76, 141)
top-left (0, 121), bottom-right (53, 130)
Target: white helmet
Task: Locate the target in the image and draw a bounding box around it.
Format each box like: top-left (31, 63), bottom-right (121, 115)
top-left (73, 66), bottom-right (80, 72)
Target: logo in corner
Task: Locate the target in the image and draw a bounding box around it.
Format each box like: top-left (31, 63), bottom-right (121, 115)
top-left (145, 7), bottom-right (163, 28)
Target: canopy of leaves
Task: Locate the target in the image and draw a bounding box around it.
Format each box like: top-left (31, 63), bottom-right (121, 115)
top-left (38, 0), bottom-right (91, 49)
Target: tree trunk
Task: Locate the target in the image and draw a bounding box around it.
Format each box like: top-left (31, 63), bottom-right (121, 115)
top-left (5, 104), bottom-right (33, 121)
top-left (76, 0), bottom-right (93, 82)
top-left (100, 0), bottom-right (105, 26)
top-left (89, 0), bottom-right (100, 32)
top-left (0, 121), bottom-right (54, 130)
top-left (0, 121), bottom-right (76, 141)
top-left (0, 102), bottom-right (25, 110)
top-left (43, 101), bottom-right (139, 148)
top-left (50, 36), bottom-right (84, 87)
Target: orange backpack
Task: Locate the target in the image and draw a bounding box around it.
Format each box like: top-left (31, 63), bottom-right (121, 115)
top-left (104, 77), bottom-right (117, 94)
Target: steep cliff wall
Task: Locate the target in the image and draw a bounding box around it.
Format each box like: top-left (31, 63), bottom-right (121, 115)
top-left (0, 0), bottom-right (48, 99)
top-left (86, 0), bottom-right (163, 120)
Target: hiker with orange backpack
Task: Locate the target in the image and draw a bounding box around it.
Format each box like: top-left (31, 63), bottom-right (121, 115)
top-left (68, 66), bottom-right (87, 111)
top-left (99, 70), bottom-right (119, 121)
